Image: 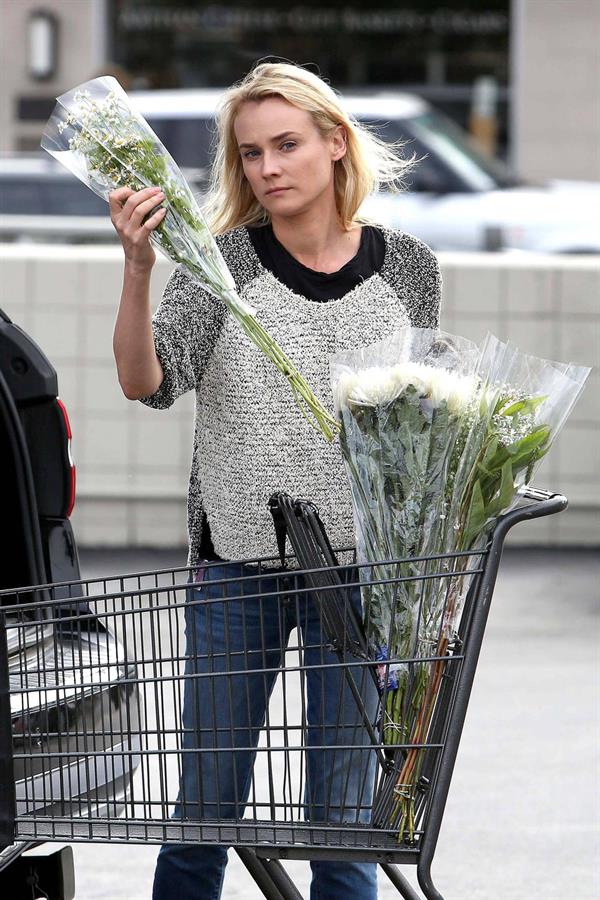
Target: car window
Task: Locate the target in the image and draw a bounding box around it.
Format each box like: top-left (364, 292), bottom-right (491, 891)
top-left (363, 111), bottom-right (522, 192)
top-left (407, 113), bottom-right (503, 191)
top-left (0, 178), bottom-right (41, 214)
top-left (359, 118), bottom-right (467, 193)
top-left (380, 111), bottom-right (519, 191)
top-left (0, 178), bottom-right (107, 215)
top-left (146, 117), bottom-right (215, 170)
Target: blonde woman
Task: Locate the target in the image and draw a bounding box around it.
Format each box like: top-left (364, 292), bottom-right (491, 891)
top-left (110, 62), bottom-right (442, 900)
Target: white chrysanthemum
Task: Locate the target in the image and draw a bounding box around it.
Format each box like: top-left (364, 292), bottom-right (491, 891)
top-left (446, 374), bottom-right (478, 416)
top-left (348, 366), bottom-right (402, 406)
top-left (394, 362), bottom-right (429, 397)
top-left (340, 362), bottom-right (423, 407)
top-left (422, 365), bottom-right (448, 408)
top-left (338, 360), bottom-right (477, 413)
top-left (334, 370), bottom-right (361, 410)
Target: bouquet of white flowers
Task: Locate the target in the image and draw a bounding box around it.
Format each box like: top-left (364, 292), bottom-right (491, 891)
top-left (331, 328), bottom-right (589, 839)
top-left (41, 76), bottom-right (339, 441)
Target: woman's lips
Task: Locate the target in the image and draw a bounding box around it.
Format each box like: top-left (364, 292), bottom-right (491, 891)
top-left (266, 187), bottom-right (290, 196)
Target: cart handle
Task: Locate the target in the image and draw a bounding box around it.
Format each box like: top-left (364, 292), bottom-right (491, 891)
top-left (494, 486), bottom-right (567, 538)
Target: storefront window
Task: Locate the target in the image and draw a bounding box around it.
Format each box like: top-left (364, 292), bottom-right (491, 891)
top-left (108, 0), bottom-right (510, 157)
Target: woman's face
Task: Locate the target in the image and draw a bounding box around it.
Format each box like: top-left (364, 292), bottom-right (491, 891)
top-left (233, 96), bottom-right (346, 220)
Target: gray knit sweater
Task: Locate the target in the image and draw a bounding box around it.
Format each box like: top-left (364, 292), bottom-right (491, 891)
top-left (140, 225), bottom-right (442, 564)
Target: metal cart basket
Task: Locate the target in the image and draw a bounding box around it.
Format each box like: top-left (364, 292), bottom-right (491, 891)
top-left (0, 487), bottom-right (566, 900)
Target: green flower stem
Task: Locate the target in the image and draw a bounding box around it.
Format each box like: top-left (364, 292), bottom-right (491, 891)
top-left (235, 308), bottom-right (340, 441)
top-left (391, 655), bottom-right (443, 842)
top-left (151, 207), bottom-right (339, 439)
top-left (156, 202), bottom-right (338, 440)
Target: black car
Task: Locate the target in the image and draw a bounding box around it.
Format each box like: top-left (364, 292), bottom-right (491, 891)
top-left (0, 308), bottom-right (138, 899)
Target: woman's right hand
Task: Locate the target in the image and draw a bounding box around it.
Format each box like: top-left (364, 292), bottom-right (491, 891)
top-left (108, 186), bottom-right (167, 274)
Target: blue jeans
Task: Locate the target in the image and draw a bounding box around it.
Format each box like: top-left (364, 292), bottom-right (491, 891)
top-left (153, 561), bottom-right (379, 900)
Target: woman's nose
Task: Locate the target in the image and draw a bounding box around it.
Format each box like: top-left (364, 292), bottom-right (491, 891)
top-left (261, 151), bottom-right (282, 177)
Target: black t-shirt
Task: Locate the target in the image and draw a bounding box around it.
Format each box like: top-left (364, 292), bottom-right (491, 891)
top-left (247, 222), bottom-right (386, 301)
top-left (199, 222), bottom-right (386, 561)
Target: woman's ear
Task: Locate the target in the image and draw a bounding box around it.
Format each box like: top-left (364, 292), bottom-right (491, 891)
top-left (331, 124), bottom-right (347, 161)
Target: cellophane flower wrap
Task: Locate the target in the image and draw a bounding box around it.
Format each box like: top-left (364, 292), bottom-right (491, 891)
top-left (41, 76), bottom-right (339, 441)
top-left (331, 328), bottom-right (589, 840)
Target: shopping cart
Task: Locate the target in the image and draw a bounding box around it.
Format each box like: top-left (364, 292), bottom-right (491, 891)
top-left (0, 487), bottom-right (566, 900)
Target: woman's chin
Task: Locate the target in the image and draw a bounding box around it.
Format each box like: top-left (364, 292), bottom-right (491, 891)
top-left (267, 197), bottom-right (319, 222)
top-left (263, 192), bottom-right (296, 212)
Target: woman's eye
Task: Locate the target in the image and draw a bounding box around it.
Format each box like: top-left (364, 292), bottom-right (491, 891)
top-left (242, 143), bottom-right (295, 158)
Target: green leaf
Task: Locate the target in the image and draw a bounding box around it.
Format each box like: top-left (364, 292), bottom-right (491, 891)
top-left (481, 436), bottom-right (499, 468)
top-left (499, 395), bottom-right (548, 417)
top-left (486, 458), bottom-right (516, 518)
top-left (506, 425), bottom-right (552, 462)
top-left (463, 480), bottom-right (487, 543)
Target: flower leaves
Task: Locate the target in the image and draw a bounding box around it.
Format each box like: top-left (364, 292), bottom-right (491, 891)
top-left (459, 398), bottom-right (553, 551)
top-left (499, 394), bottom-right (547, 418)
top-left (338, 371), bottom-right (472, 688)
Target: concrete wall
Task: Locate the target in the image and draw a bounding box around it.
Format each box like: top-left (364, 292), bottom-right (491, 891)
top-left (511, 0), bottom-right (600, 180)
top-left (0, 245), bottom-right (598, 549)
top-left (0, 0), bottom-right (106, 153)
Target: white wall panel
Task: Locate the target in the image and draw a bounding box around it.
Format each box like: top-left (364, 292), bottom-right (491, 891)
top-left (2, 244), bottom-right (597, 546)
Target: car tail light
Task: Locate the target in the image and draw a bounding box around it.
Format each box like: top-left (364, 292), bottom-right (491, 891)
top-left (56, 397), bottom-right (76, 517)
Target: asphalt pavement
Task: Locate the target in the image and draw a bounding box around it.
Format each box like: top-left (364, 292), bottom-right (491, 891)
top-left (65, 545), bottom-right (599, 900)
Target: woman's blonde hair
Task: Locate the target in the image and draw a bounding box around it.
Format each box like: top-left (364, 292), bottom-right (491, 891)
top-left (203, 62), bottom-right (418, 234)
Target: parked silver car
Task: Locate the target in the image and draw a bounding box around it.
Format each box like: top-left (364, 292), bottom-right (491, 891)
top-left (0, 155), bottom-right (113, 243)
top-left (130, 87), bottom-right (600, 254)
top-left (2, 89), bottom-right (599, 253)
